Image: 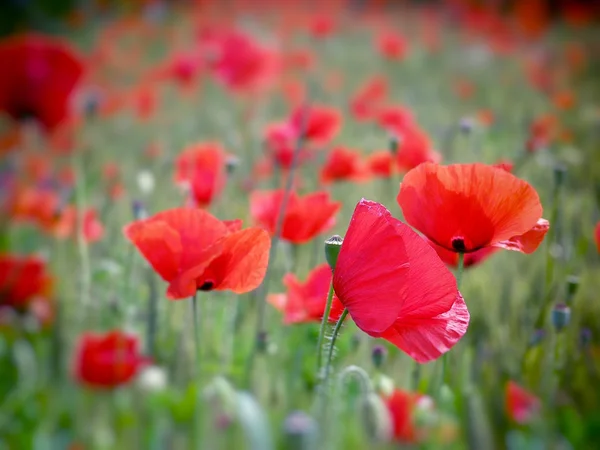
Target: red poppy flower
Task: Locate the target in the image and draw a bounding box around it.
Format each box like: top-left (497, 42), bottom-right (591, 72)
top-left (393, 125), bottom-right (441, 172)
top-left (163, 52), bottom-right (201, 87)
top-left (595, 222), bottom-right (600, 253)
top-left (505, 381), bottom-right (540, 424)
top-left (377, 105), bottom-right (414, 133)
top-left (350, 75), bottom-right (388, 122)
top-left (333, 200), bottom-right (469, 363)
top-left (308, 14), bottom-right (335, 39)
top-left (0, 34), bottom-right (84, 132)
top-left (53, 207), bottom-right (105, 243)
top-left (132, 85), bottom-right (157, 120)
top-left (398, 163), bottom-right (549, 254)
top-left (288, 104), bottom-right (341, 146)
top-left (0, 254), bottom-right (52, 309)
top-left (376, 31), bottom-right (408, 60)
top-left (268, 263), bottom-right (344, 324)
top-left (493, 160), bottom-right (514, 173)
top-left (384, 389), bottom-right (430, 443)
top-left (174, 142), bottom-right (228, 207)
top-left (264, 122), bottom-right (309, 170)
top-left (73, 330), bottom-right (150, 389)
top-left (124, 208), bottom-right (270, 299)
top-left (366, 150), bottom-right (396, 178)
top-left (320, 147), bottom-right (370, 184)
top-left (250, 190), bottom-right (341, 244)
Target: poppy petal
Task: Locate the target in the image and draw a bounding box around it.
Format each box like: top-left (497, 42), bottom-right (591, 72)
top-left (379, 293), bottom-right (469, 363)
top-left (123, 221), bottom-right (181, 281)
top-left (333, 199), bottom-right (410, 334)
top-left (398, 163), bottom-right (542, 252)
top-left (494, 218), bottom-right (549, 254)
top-left (212, 228), bottom-right (271, 293)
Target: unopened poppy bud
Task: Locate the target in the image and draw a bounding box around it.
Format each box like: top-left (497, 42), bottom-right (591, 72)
top-left (256, 331), bottom-right (269, 353)
top-left (438, 384), bottom-right (455, 411)
top-left (132, 200), bottom-right (147, 220)
top-left (551, 303), bottom-right (571, 331)
top-left (359, 393), bottom-right (393, 443)
top-left (566, 275), bottom-right (580, 302)
top-left (553, 164), bottom-right (567, 188)
top-left (529, 329), bottom-right (546, 346)
top-left (351, 332), bottom-right (362, 351)
top-left (324, 235), bottom-right (343, 270)
top-left (225, 155), bottom-right (240, 174)
top-left (389, 134), bottom-right (399, 155)
top-left (282, 411), bottom-right (319, 450)
top-left (371, 345), bottom-right (387, 368)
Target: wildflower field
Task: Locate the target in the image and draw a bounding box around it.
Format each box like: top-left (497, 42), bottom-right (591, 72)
top-left (1, 0), bottom-right (600, 448)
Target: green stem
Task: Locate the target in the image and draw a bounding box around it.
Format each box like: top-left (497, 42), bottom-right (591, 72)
top-left (316, 280), bottom-right (335, 370)
top-left (191, 292), bottom-right (201, 377)
top-left (456, 252), bottom-right (465, 290)
top-left (323, 309), bottom-right (349, 383)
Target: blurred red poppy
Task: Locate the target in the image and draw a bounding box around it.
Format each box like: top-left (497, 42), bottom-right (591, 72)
top-left (268, 263), bottom-right (344, 324)
top-left (385, 124), bottom-right (440, 172)
top-left (384, 389), bottom-right (430, 443)
top-left (0, 254), bottom-right (52, 309)
top-left (320, 147), bottom-right (370, 184)
top-left (73, 331), bottom-right (150, 389)
top-left (174, 142), bottom-right (228, 207)
top-left (350, 75), bottom-right (388, 122)
top-left (53, 207), bottom-right (105, 243)
top-left (505, 381), bottom-right (540, 424)
top-left (366, 150), bottom-right (396, 178)
top-left (377, 105), bottom-right (414, 132)
top-left (333, 200), bottom-right (469, 363)
top-left (264, 122), bottom-right (309, 170)
top-left (250, 190), bottom-right (340, 244)
top-left (595, 222), bottom-right (600, 253)
top-left (288, 104), bottom-right (341, 146)
top-left (124, 208), bottom-right (270, 299)
top-left (0, 34), bottom-right (84, 132)
top-left (398, 163), bottom-right (548, 254)
top-left (308, 14), bottom-right (335, 39)
top-left (377, 31), bottom-right (408, 60)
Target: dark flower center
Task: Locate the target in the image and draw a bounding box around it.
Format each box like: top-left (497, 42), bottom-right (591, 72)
top-left (198, 280), bottom-right (215, 291)
top-left (451, 237), bottom-right (466, 252)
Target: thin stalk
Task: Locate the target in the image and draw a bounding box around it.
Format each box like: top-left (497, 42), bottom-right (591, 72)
top-left (146, 270), bottom-right (158, 357)
top-left (191, 292), bottom-right (201, 376)
top-left (316, 280), bottom-right (335, 370)
top-left (323, 309), bottom-right (349, 384)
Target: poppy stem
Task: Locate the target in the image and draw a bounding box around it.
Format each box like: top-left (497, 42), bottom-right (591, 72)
top-left (191, 292), bottom-right (201, 376)
top-left (456, 252), bottom-right (465, 289)
top-left (323, 309), bottom-right (349, 383)
top-left (316, 280), bottom-right (335, 370)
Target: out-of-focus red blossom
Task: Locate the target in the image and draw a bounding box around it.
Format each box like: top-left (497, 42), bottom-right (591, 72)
top-left (307, 14), bottom-right (335, 39)
top-left (283, 48), bottom-right (315, 71)
top-left (23, 155), bottom-right (52, 182)
top-left (505, 381), bottom-right (541, 424)
top-left (350, 75), bottom-right (388, 122)
top-left (124, 208), bottom-right (270, 299)
top-left (477, 109), bottom-right (495, 127)
top-left (0, 254), bottom-right (53, 327)
top-left (289, 104), bottom-right (341, 145)
top-left (8, 187), bottom-right (62, 229)
top-left (376, 31), bottom-right (408, 60)
top-left (552, 90), bottom-right (576, 110)
top-left (320, 146), bottom-right (370, 184)
top-left (132, 85), bottom-right (157, 120)
top-left (493, 160), bottom-right (514, 173)
top-left (0, 33), bottom-right (85, 132)
top-left (268, 263), bottom-right (344, 324)
top-left (280, 78), bottom-right (306, 106)
top-left (73, 331), bottom-right (150, 389)
top-left (395, 126), bottom-right (441, 172)
top-left (162, 52), bottom-right (201, 87)
top-left (53, 207), bottom-right (105, 243)
top-left (264, 122), bottom-right (309, 170)
top-left (384, 389), bottom-right (430, 443)
top-left (513, 0), bottom-right (550, 39)
top-left (0, 128), bottom-right (22, 156)
top-left (377, 105), bottom-right (415, 132)
top-left (595, 222), bottom-right (600, 253)
top-left (527, 114), bottom-right (557, 152)
top-left (333, 200), bottom-right (469, 363)
top-left (398, 163), bottom-right (549, 255)
top-left (562, 2), bottom-right (598, 27)
top-left (366, 150), bottom-right (396, 178)
top-left (174, 142), bottom-right (228, 208)
top-left (250, 190), bottom-right (340, 244)
top-left (453, 78), bottom-right (475, 100)
top-left (207, 29), bottom-right (279, 94)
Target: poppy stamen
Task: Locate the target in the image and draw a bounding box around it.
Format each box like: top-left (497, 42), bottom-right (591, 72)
top-left (199, 280), bottom-right (215, 291)
top-left (451, 237), bottom-right (466, 252)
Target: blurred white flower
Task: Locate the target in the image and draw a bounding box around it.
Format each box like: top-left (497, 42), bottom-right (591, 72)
top-left (137, 365), bottom-right (167, 391)
top-left (137, 170), bottom-right (155, 194)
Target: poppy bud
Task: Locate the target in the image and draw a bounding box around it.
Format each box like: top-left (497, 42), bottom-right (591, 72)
top-left (389, 134), bottom-right (399, 155)
top-left (565, 275), bottom-right (580, 302)
top-left (551, 303), bottom-right (571, 331)
top-left (529, 329), bottom-right (546, 346)
top-left (459, 117), bottom-right (475, 134)
top-left (132, 200), bottom-right (147, 220)
top-left (438, 384), bottom-right (455, 411)
top-left (371, 345), bottom-right (387, 368)
top-left (324, 235), bottom-right (343, 270)
top-left (225, 155), bottom-right (240, 174)
top-left (359, 393), bottom-right (393, 443)
top-left (553, 164), bottom-right (567, 188)
top-left (256, 331), bottom-right (269, 353)
top-left (282, 411), bottom-right (319, 450)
